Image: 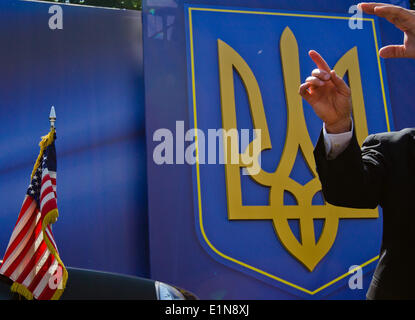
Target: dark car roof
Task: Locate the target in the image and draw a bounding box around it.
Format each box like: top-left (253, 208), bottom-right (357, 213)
top-left (0, 267), bottom-right (158, 300)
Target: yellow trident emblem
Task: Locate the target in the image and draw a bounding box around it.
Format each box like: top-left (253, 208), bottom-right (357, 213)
top-left (217, 27), bottom-right (378, 271)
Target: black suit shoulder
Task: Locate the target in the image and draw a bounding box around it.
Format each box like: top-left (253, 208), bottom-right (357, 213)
top-left (362, 128), bottom-right (415, 170)
top-left (313, 127), bottom-right (414, 209)
top-left (314, 127), bottom-right (415, 298)
top-left (365, 128), bottom-right (415, 146)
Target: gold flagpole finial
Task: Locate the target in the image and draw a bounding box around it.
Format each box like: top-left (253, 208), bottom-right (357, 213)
top-left (49, 106), bottom-right (56, 130)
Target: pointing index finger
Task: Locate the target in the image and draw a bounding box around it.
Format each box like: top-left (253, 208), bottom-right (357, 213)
top-left (308, 50), bottom-right (331, 73)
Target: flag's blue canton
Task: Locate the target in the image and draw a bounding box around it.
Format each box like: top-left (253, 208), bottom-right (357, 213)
top-left (27, 166), bottom-right (41, 204)
top-left (26, 141), bottom-right (56, 205)
top-left (45, 140), bottom-right (57, 172)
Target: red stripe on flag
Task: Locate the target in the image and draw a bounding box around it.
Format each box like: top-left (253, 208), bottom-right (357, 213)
top-left (27, 254), bottom-right (55, 292)
top-left (2, 218), bottom-right (43, 278)
top-left (45, 226), bottom-right (57, 252)
top-left (36, 263), bottom-right (63, 300)
top-left (15, 241), bottom-right (47, 284)
top-left (3, 198), bottom-right (35, 253)
top-left (41, 200), bottom-right (57, 218)
top-left (2, 206), bottom-right (38, 264)
top-left (40, 186), bottom-right (54, 203)
top-left (41, 174), bottom-right (51, 187)
top-left (15, 197), bottom-right (34, 226)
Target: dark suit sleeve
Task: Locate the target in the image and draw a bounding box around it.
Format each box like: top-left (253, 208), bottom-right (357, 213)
top-left (313, 129), bottom-right (387, 209)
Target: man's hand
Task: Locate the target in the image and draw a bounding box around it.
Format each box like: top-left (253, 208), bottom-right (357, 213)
top-left (358, 2), bottom-right (415, 59)
top-left (298, 50), bottom-right (352, 134)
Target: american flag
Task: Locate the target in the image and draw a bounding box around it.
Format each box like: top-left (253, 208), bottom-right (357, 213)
top-left (0, 130), bottom-right (67, 300)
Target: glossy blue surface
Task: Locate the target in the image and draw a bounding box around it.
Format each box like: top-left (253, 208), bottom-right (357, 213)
top-left (144, 0), bottom-right (414, 299)
top-left (0, 1), bottom-right (148, 277)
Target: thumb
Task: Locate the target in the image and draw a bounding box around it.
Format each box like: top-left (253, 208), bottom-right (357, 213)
top-left (330, 70), bottom-right (351, 96)
top-left (379, 45), bottom-right (406, 58)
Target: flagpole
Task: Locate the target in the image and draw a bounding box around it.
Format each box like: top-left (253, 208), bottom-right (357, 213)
top-left (48, 106), bottom-right (56, 234)
top-left (49, 106), bottom-right (56, 130)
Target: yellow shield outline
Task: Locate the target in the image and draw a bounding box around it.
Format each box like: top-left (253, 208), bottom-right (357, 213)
top-left (187, 6), bottom-right (391, 295)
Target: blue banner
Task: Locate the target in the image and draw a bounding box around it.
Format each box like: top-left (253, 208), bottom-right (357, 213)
top-left (144, 0), bottom-right (414, 299)
top-left (0, 0), bottom-right (148, 277)
top-left (185, 4), bottom-right (391, 298)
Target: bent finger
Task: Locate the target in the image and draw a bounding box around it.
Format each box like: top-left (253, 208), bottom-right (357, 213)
top-left (298, 82), bottom-right (311, 96)
top-left (299, 82), bottom-right (317, 105)
top-left (306, 76), bottom-right (326, 87)
top-left (311, 68), bottom-right (331, 81)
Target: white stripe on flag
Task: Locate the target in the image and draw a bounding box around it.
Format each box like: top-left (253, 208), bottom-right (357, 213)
top-left (45, 227), bottom-right (57, 253)
top-left (9, 231), bottom-right (44, 282)
top-left (6, 198), bottom-right (36, 251)
top-left (40, 192), bottom-right (55, 212)
top-left (33, 259), bottom-right (58, 299)
top-left (40, 179), bottom-right (53, 195)
top-left (22, 250), bottom-right (50, 288)
top-left (49, 171), bottom-right (57, 194)
top-left (0, 212), bottom-right (41, 274)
